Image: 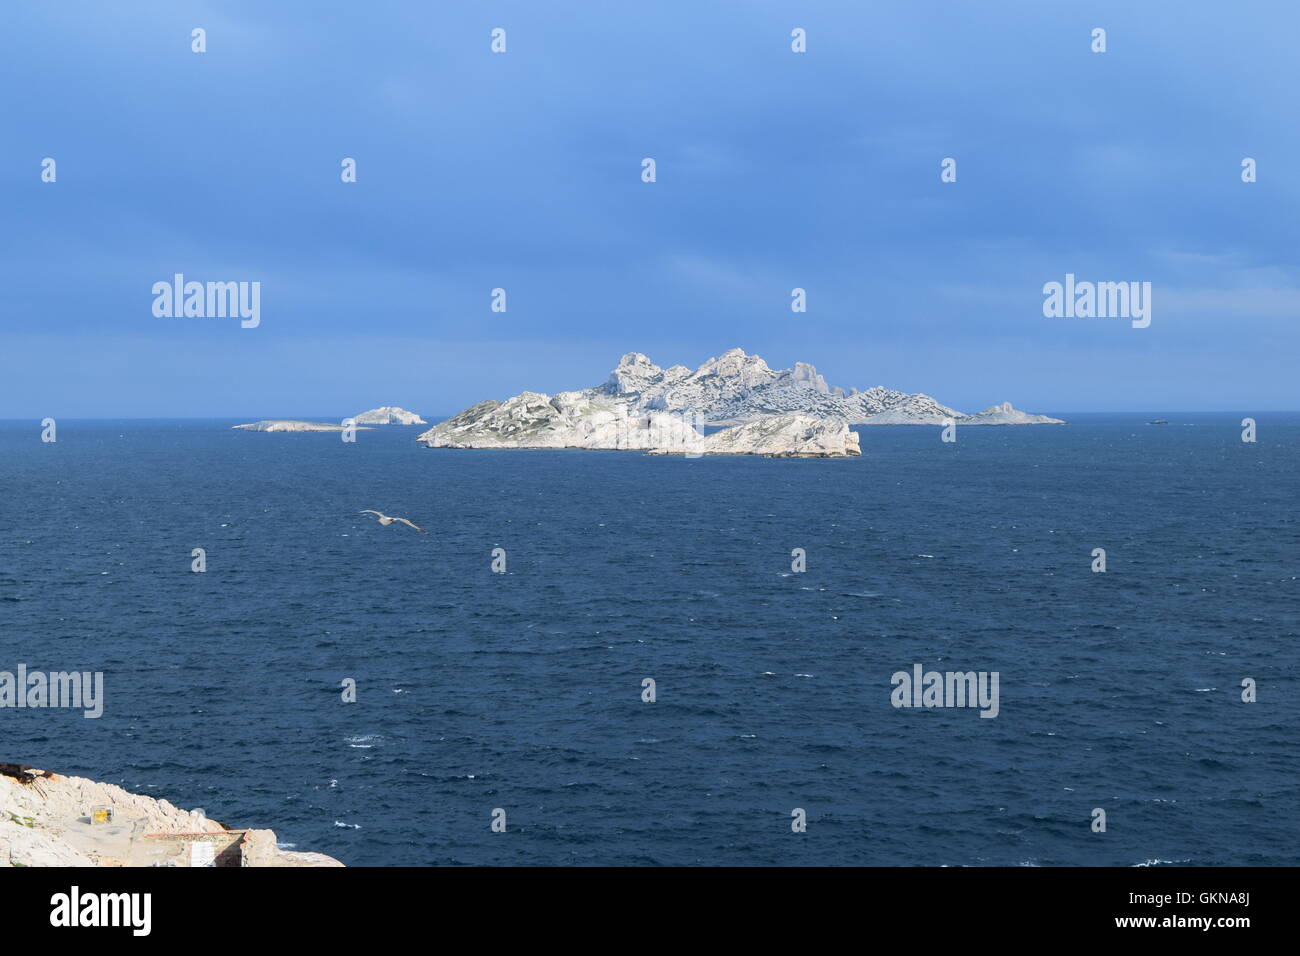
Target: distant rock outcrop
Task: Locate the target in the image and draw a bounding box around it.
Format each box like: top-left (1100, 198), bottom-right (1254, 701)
top-left (232, 420), bottom-right (374, 433)
top-left (955, 401), bottom-right (1065, 425)
top-left (418, 391), bottom-right (705, 451)
top-left (350, 406), bottom-right (427, 425)
top-left (419, 396), bottom-right (860, 457)
top-left (415, 349), bottom-right (1062, 454)
top-left (593, 348), bottom-right (1062, 426)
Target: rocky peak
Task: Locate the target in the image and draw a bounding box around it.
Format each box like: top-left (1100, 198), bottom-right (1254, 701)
top-left (606, 352), bottom-right (667, 394)
top-left (791, 361), bottom-right (830, 394)
top-left (693, 348), bottom-right (778, 388)
top-left (427, 348), bottom-right (1064, 438)
top-left (350, 406), bottom-right (427, 425)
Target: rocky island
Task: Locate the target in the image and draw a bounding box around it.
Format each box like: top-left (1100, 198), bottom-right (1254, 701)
top-left (415, 349), bottom-right (1062, 457)
top-left (232, 406), bottom-right (425, 432)
top-left (232, 420), bottom-right (372, 433)
top-left (1, 763), bottom-right (343, 867)
top-left (349, 406), bottom-right (427, 425)
top-left (649, 414), bottom-right (861, 457)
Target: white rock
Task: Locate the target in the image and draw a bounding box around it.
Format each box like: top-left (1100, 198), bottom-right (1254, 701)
top-left (1, 821), bottom-right (95, 867)
top-left (417, 348), bottom-right (1064, 452)
top-left (232, 420), bottom-right (374, 433)
top-left (595, 349), bottom-right (1058, 426)
top-left (0, 768), bottom-right (343, 867)
top-left (856, 392), bottom-right (965, 425)
top-left (419, 398), bottom-right (859, 457)
top-left (350, 406), bottom-right (427, 425)
top-left (418, 392), bottom-right (699, 450)
top-left (958, 401), bottom-right (1066, 425)
top-left (649, 415), bottom-right (861, 457)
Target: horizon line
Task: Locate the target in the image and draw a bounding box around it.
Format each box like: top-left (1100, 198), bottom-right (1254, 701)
top-left (3, 411), bottom-right (1298, 421)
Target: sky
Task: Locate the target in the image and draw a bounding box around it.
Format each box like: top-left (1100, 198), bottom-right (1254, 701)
top-left (2, 0), bottom-right (1297, 418)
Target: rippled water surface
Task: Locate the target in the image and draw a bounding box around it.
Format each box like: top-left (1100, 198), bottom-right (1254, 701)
top-left (1, 414), bottom-right (1296, 865)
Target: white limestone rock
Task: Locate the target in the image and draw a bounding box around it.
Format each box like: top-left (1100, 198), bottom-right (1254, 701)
top-left (957, 401), bottom-right (1066, 425)
top-left (418, 348), bottom-right (1064, 452)
top-left (350, 406), bottom-right (427, 425)
top-left (598, 348), bottom-right (853, 424)
top-left (648, 415), bottom-right (861, 458)
top-left (419, 399), bottom-right (858, 458)
top-left (1, 821), bottom-right (95, 867)
top-left (855, 392), bottom-right (965, 425)
top-left (418, 392), bottom-right (700, 450)
top-left (0, 767), bottom-right (344, 867)
top-left (232, 420), bottom-right (374, 433)
top-left (595, 348), bottom-right (1059, 426)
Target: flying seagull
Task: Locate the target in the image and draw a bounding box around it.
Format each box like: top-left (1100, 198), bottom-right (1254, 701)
top-left (359, 510), bottom-right (428, 534)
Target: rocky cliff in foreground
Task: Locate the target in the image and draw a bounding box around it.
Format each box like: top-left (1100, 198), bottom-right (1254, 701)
top-left (1, 764), bottom-right (343, 867)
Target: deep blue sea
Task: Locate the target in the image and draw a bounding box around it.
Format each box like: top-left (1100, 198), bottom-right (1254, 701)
top-left (1, 414), bottom-right (1296, 866)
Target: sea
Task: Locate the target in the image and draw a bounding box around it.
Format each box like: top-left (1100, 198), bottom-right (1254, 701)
top-left (1, 413), bottom-right (1296, 866)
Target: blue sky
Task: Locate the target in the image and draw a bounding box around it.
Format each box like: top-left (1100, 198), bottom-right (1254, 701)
top-left (2, 0), bottom-right (1297, 417)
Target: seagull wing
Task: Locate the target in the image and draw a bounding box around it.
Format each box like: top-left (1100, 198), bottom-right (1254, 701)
top-left (395, 517), bottom-right (428, 534)
top-left (359, 510), bottom-right (384, 518)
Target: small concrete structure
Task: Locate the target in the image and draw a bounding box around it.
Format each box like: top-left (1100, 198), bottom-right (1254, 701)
top-left (142, 830), bottom-right (251, 867)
